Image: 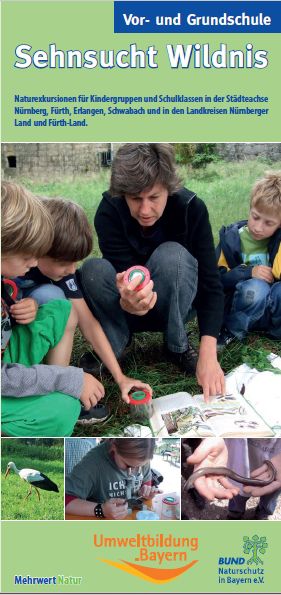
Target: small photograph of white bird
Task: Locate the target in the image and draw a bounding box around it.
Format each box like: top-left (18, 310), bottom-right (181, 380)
top-left (5, 461), bottom-right (59, 501)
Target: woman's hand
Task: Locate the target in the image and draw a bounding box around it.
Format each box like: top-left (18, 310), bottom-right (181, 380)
top-left (116, 272), bottom-right (157, 316)
top-left (196, 336), bottom-right (225, 402)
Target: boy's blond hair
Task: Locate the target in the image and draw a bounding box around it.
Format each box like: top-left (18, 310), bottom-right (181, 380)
top-left (251, 171), bottom-right (281, 219)
top-left (1, 181), bottom-right (54, 256)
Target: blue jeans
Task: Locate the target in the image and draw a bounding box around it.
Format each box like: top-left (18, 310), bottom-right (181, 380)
top-left (20, 283), bottom-right (66, 305)
top-left (79, 242), bottom-right (198, 358)
top-left (228, 491), bottom-right (279, 516)
top-left (225, 279), bottom-right (281, 340)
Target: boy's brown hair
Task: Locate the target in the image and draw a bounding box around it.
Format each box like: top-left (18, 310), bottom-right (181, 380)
top-left (251, 171), bottom-right (281, 219)
top-left (1, 181), bottom-right (54, 256)
top-left (41, 197), bottom-right (93, 261)
top-left (110, 143), bottom-right (182, 197)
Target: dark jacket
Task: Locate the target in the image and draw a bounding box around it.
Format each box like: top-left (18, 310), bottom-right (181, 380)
top-left (95, 188), bottom-right (224, 338)
top-left (216, 220), bottom-right (281, 290)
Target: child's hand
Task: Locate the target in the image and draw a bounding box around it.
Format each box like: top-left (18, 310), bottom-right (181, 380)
top-left (102, 498), bottom-right (128, 520)
top-left (243, 454), bottom-right (281, 497)
top-left (252, 265), bottom-right (274, 283)
top-left (117, 376), bottom-right (152, 404)
top-left (187, 438), bottom-right (240, 501)
top-left (139, 484), bottom-right (162, 499)
top-left (80, 372), bottom-right (105, 410)
top-left (10, 297), bottom-right (38, 324)
top-left (116, 272), bottom-right (157, 316)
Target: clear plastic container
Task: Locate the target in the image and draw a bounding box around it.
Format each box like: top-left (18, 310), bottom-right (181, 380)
top-left (161, 495), bottom-right (179, 520)
top-left (129, 390), bottom-right (153, 422)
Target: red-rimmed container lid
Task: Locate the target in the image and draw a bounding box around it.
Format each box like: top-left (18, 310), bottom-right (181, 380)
top-left (3, 279), bottom-right (18, 301)
top-left (124, 266), bottom-right (150, 291)
top-left (129, 389), bottom-right (151, 406)
top-left (162, 496), bottom-right (178, 506)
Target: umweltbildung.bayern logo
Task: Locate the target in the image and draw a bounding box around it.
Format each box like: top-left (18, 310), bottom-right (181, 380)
top-left (218, 535), bottom-right (268, 586)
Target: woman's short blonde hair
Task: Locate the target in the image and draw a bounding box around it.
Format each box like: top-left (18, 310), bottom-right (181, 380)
top-left (1, 181), bottom-right (54, 256)
top-left (251, 171), bottom-right (281, 219)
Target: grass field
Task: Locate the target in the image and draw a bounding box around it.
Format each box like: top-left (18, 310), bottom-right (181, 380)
top-left (1, 440), bottom-right (64, 520)
top-left (15, 157), bottom-right (281, 437)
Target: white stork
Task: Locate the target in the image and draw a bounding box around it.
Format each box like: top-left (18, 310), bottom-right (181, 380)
top-left (5, 461), bottom-right (59, 501)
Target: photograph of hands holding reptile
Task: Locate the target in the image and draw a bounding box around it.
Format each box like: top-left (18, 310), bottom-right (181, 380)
top-left (181, 438), bottom-right (281, 520)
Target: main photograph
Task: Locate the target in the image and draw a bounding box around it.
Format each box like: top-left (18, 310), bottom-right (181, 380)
top-left (1, 142), bottom-right (281, 440)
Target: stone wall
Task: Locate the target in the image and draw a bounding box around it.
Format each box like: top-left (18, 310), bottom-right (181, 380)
top-left (2, 143), bottom-right (281, 181)
top-left (1, 143), bottom-right (111, 180)
top-left (216, 143), bottom-right (281, 161)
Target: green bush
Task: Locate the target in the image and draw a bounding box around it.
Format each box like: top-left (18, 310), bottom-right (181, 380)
top-left (175, 143), bottom-right (196, 164)
top-left (1, 439), bottom-right (64, 461)
top-left (175, 143), bottom-right (219, 168)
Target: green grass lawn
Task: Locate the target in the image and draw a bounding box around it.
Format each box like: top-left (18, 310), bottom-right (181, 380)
top-left (1, 442), bottom-right (64, 520)
top-left (16, 157), bottom-right (281, 437)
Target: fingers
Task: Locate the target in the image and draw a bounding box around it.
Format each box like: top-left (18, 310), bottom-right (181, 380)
top-left (120, 294), bottom-right (157, 316)
top-left (81, 373), bottom-right (105, 409)
top-left (201, 383), bottom-right (210, 403)
top-left (129, 284), bottom-right (156, 309)
top-left (249, 463), bottom-right (268, 478)
top-left (211, 485), bottom-right (239, 500)
top-left (243, 480), bottom-right (280, 498)
top-left (82, 391), bottom-right (102, 410)
top-left (11, 314), bottom-right (35, 324)
top-left (129, 380), bottom-right (152, 393)
top-left (120, 378), bottom-right (152, 404)
top-left (127, 275), bottom-right (147, 291)
top-left (194, 476), bottom-right (238, 501)
top-left (129, 278), bottom-right (154, 293)
top-left (147, 291), bottom-right (157, 310)
top-left (216, 374), bottom-right (226, 397)
top-left (218, 476), bottom-right (239, 493)
top-left (81, 396), bottom-right (92, 410)
top-left (10, 298), bottom-right (37, 312)
top-left (116, 271), bottom-right (126, 290)
top-left (10, 298), bottom-right (38, 323)
top-left (119, 277), bottom-right (157, 315)
top-left (105, 499), bottom-right (128, 519)
top-left (113, 508), bottom-right (128, 520)
top-left (198, 367), bottom-right (225, 402)
top-left (242, 462), bottom-right (281, 497)
top-left (88, 379), bottom-right (104, 400)
top-left (187, 437), bottom-right (225, 466)
top-left (139, 485), bottom-right (151, 498)
top-left (252, 266), bottom-right (274, 283)
top-left (94, 380), bottom-right (105, 399)
top-left (121, 390), bottom-right (130, 404)
top-left (88, 393), bottom-right (100, 406)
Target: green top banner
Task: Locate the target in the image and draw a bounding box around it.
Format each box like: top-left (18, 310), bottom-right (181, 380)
top-left (1, 0), bottom-right (281, 141)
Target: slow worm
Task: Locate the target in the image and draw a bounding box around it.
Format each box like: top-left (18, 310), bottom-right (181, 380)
top-left (184, 459), bottom-right (277, 491)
